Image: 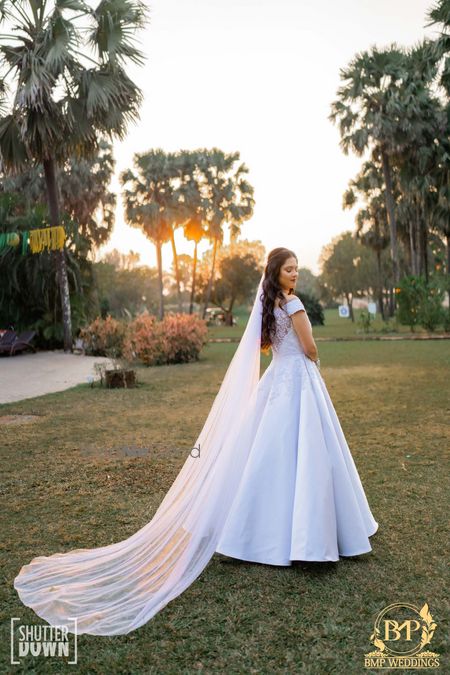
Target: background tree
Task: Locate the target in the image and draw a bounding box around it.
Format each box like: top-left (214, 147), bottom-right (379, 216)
top-left (1, 139), bottom-right (116, 250)
top-left (209, 243), bottom-right (264, 325)
top-left (295, 266), bottom-right (323, 301)
top-left (0, 193), bottom-right (97, 344)
top-left (426, 0), bottom-right (450, 334)
top-left (329, 41), bottom-right (441, 307)
top-left (195, 149), bottom-right (255, 319)
top-left (319, 231), bottom-right (369, 321)
top-left (0, 141), bottom-right (117, 342)
top-left (170, 149), bottom-right (203, 312)
top-left (184, 216), bottom-right (206, 314)
top-left (427, 0), bottom-right (450, 95)
top-left (194, 240), bottom-right (265, 323)
top-left (92, 250), bottom-right (160, 318)
top-left (121, 149), bottom-right (178, 320)
top-left (0, 0), bottom-right (147, 350)
top-left (343, 160), bottom-right (392, 318)
top-left (101, 248), bottom-right (141, 271)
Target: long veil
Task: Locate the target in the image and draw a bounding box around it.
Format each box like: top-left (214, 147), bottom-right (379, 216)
top-left (14, 272), bottom-right (265, 636)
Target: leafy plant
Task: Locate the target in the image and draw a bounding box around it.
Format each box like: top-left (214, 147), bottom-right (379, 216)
top-left (358, 309), bottom-right (374, 334)
top-left (123, 313), bottom-right (209, 366)
top-left (80, 316), bottom-right (127, 357)
top-left (397, 274), bottom-right (445, 332)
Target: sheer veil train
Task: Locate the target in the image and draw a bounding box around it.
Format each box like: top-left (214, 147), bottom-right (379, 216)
top-left (14, 273), bottom-right (266, 635)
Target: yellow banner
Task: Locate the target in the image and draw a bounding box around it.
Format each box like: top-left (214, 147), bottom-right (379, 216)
top-left (29, 226), bottom-right (66, 254)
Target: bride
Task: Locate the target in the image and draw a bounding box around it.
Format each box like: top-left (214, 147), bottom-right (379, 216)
top-left (14, 246), bottom-right (378, 636)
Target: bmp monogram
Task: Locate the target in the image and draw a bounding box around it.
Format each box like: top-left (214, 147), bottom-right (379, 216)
top-left (364, 602), bottom-right (440, 669)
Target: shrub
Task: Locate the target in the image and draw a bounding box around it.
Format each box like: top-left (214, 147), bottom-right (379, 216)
top-left (396, 276), bottom-right (422, 331)
top-left (297, 291), bottom-right (325, 326)
top-left (397, 275), bottom-right (446, 332)
top-left (357, 309), bottom-right (374, 334)
top-left (123, 312), bottom-right (209, 366)
top-left (79, 315), bottom-right (126, 356)
top-left (161, 313), bottom-right (209, 364)
top-left (419, 279), bottom-right (445, 331)
top-left (122, 314), bottom-right (164, 365)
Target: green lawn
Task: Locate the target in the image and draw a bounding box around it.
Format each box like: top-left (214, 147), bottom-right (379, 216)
top-left (208, 305), bottom-right (449, 340)
top-left (1, 339), bottom-right (449, 673)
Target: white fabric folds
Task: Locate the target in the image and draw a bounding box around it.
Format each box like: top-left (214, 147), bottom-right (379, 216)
top-left (14, 274), bottom-right (266, 636)
top-left (284, 296), bottom-right (305, 315)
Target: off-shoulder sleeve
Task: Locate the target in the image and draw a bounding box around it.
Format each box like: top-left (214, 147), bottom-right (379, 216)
top-left (284, 296), bottom-right (305, 316)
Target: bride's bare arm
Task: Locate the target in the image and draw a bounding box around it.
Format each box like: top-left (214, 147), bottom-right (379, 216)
top-left (291, 311), bottom-right (318, 361)
top-left (281, 292), bottom-right (318, 361)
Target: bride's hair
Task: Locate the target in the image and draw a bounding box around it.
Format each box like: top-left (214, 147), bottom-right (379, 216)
top-left (260, 247), bottom-right (298, 353)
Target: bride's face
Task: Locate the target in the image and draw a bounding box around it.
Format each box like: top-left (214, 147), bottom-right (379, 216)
top-left (278, 257), bottom-right (298, 292)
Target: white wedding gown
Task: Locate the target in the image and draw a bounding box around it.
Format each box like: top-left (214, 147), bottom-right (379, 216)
top-left (14, 287), bottom-right (378, 636)
top-left (216, 295), bottom-right (378, 564)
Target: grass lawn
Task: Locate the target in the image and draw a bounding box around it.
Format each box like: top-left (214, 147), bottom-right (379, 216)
top-left (208, 305), bottom-right (449, 340)
top-left (1, 338), bottom-right (449, 673)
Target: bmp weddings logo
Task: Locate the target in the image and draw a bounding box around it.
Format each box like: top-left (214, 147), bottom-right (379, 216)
top-left (364, 602), bottom-right (439, 669)
top-left (10, 618), bottom-right (78, 665)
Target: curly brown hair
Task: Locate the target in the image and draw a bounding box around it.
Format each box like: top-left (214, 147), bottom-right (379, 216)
top-left (260, 247), bottom-right (298, 353)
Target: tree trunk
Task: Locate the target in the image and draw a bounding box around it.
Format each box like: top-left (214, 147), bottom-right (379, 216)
top-left (417, 216), bottom-right (423, 277)
top-left (422, 220), bottom-right (429, 283)
top-left (169, 227), bottom-right (183, 313)
top-left (224, 310), bottom-right (234, 326)
top-left (447, 233), bottom-right (450, 277)
top-left (409, 219), bottom-right (416, 276)
top-left (345, 293), bottom-right (354, 322)
top-left (202, 237), bottom-right (219, 319)
top-left (43, 157), bottom-right (72, 352)
top-left (189, 241), bottom-right (198, 315)
top-left (376, 248), bottom-right (385, 321)
top-left (156, 240), bottom-right (164, 320)
top-left (446, 233), bottom-right (450, 326)
top-left (389, 285), bottom-right (395, 316)
top-left (381, 150), bottom-right (400, 292)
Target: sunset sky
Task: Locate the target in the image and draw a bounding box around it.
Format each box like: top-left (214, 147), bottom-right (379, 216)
top-left (98, 0), bottom-right (437, 275)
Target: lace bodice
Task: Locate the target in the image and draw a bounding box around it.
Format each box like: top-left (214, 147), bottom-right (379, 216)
top-left (259, 295), bottom-right (317, 403)
top-left (270, 296), bottom-right (310, 357)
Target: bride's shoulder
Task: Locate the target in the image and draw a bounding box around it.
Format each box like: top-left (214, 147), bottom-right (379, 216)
top-left (274, 291), bottom-right (300, 310)
top-left (279, 291), bottom-right (296, 307)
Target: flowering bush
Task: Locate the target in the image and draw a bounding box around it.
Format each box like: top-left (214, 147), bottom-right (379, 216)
top-left (122, 314), bottom-right (164, 365)
top-left (80, 315), bottom-right (126, 356)
top-left (123, 312), bottom-right (209, 366)
top-left (160, 313), bottom-right (209, 364)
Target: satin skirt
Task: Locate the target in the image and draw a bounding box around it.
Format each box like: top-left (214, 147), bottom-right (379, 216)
top-left (215, 353), bottom-right (379, 565)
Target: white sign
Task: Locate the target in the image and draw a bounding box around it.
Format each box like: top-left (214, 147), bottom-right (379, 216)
top-left (368, 302), bottom-right (377, 315)
top-left (338, 305), bottom-right (350, 318)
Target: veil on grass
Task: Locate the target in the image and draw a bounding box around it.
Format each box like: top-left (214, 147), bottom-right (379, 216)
top-left (14, 272), bottom-right (265, 635)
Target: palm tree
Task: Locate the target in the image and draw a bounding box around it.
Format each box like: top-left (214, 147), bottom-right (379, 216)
top-left (424, 3), bottom-right (450, 278)
top-left (121, 150), bottom-right (175, 320)
top-left (330, 42), bottom-right (439, 304)
top-left (170, 149), bottom-right (202, 313)
top-left (196, 148), bottom-right (255, 319)
top-left (184, 216), bottom-right (205, 314)
top-left (0, 0), bottom-right (147, 350)
top-left (343, 161), bottom-right (391, 319)
top-left (1, 139), bottom-right (117, 249)
top-left (426, 0), bottom-right (450, 95)
top-left (0, 192), bottom-right (96, 343)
